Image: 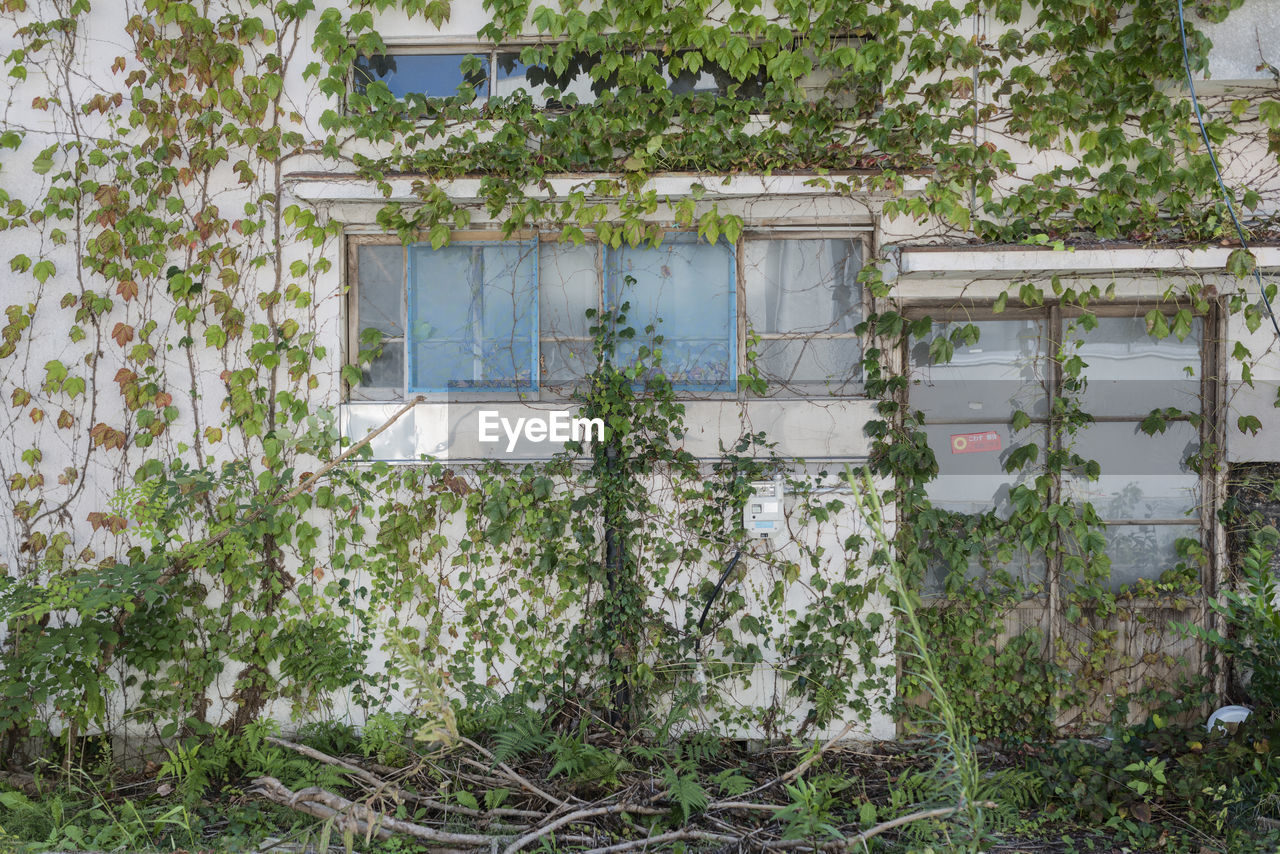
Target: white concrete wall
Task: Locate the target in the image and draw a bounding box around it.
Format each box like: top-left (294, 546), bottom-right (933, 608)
top-left (0, 0), bottom-right (1277, 741)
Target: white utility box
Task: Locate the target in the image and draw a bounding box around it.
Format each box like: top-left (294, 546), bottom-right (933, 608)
top-left (744, 479), bottom-right (785, 540)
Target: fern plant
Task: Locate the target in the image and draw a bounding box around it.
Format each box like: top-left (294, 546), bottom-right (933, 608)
top-left (547, 731), bottom-right (630, 787)
top-left (491, 709), bottom-right (552, 764)
top-left (660, 765), bottom-right (710, 822)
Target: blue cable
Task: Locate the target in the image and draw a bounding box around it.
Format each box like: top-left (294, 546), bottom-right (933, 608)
top-left (1176, 0), bottom-right (1280, 340)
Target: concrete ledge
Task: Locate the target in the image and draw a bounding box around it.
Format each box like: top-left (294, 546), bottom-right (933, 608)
top-left (286, 172), bottom-right (927, 204)
top-left (895, 245), bottom-right (1280, 278)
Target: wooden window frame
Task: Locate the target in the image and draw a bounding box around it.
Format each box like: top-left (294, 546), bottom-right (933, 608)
top-left (346, 229), bottom-right (873, 404)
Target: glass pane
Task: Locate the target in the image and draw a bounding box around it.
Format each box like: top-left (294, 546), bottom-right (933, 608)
top-left (353, 53), bottom-right (489, 100)
top-left (1104, 524), bottom-right (1200, 590)
top-left (923, 423), bottom-right (1044, 518)
top-left (539, 242), bottom-right (598, 340)
top-left (754, 337), bottom-right (861, 394)
top-left (743, 238), bottom-right (861, 335)
top-left (540, 339), bottom-right (595, 385)
top-left (493, 50), bottom-right (608, 106)
top-left (409, 242), bottom-right (537, 391)
top-left (357, 245), bottom-right (404, 337)
top-left (910, 318), bottom-right (1048, 421)
top-left (607, 236), bottom-right (734, 390)
top-left (1069, 315), bottom-right (1202, 416)
top-left (343, 404), bottom-right (418, 461)
top-left (360, 341), bottom-right (403, 391)
top-left (660, 53), bottom-right (767, 98)
top-left (925, 547), bottom-right (1046, 596)
top-left (1062, 421), bottom-right (1200, 520)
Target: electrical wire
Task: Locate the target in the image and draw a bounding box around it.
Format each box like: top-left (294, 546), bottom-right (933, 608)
top-left (693, 547), bottom-right (743, 657)
top-left (1176, 0), bottom-right (1280, 340)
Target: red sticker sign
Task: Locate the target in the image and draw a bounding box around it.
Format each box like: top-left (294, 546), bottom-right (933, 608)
top-left (950, 431), bottom-right (1002, 454)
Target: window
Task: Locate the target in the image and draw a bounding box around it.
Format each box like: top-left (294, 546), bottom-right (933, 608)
top-left (742, 236), bottom-right (863, 395)
top-left (909, 305), bottom-right (1213, 594)
top-left (536, 233), bottom-right (737, 390)
top-left (351, 46), bottom-right (789, 108)
top-left (353, 52), bottom-right (489, 100)
top-left (406, 240), bottom-right (538, 392)
top-left (348, 232), bottom-right (867, 400)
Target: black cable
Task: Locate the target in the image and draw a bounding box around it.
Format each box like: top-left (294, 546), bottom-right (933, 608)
top-left (1176, 0), bottom-right (1280, 341)
top-left (693, 547), bottom-right (743, 657)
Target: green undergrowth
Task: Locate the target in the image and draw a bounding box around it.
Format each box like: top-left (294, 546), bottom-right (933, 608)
top-left (2, 705), bottom-right (1278, 854)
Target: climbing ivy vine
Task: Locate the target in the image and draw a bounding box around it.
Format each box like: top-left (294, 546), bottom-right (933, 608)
top-left (0, 0), bottom-right (1275, 759)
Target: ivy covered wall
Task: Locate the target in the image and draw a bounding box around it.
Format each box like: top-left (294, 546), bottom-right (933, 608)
top-left (0, 0), bottom-right (1277, 755)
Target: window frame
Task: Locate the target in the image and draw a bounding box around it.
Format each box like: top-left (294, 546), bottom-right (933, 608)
top-left (741, 229), bottom-right (865, 399)
top-left (345, 35), bottom-right (876, 112)
top-left (345, 228), bottom-right (872, 403)
top-left (903, 298), bottom-right (1224, 601)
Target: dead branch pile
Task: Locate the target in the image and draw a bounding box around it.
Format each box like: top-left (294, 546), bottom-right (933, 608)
top-left (248, 733), bottom-right (974, 852)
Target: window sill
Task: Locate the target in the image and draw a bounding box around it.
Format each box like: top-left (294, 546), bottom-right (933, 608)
top-left (289, 171), bottom-right (924, 205)
top-left (340, 396), bottom-right (876, 462)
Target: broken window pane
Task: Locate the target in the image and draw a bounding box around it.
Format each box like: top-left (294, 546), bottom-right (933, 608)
top-left (910, 318), bottom-right (1048, 422)
top-left (408, 242), bottom-right (537, 391)
top-left (353, 53), bottom-right (489, 100)
top-left (1068, 315), bottom-right (1202, 417)
top-left (607, 235), bottom-right (735, 390)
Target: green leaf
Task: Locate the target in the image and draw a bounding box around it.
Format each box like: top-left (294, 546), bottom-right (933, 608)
top-left (1226, 248), bottom-right (1256, 279)
top-left (1144, 310), bottom-right (1170, 339)
top-left (1171, 309), bottom-right (1193, 342)
top-left (1260, 100), bottom-right (1280, 129)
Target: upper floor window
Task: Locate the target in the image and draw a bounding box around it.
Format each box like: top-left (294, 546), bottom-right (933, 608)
top-left (351, 46), bottom-right (782, 107)
top-left (347, 232), bottom-right (866, 400)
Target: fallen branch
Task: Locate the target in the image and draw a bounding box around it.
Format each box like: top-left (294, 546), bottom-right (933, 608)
top-left (455, 734), bottom-right (578, 809)
top-left (504, 803), bottom-right (668, 854)
top-left (251, 775), bottom-right (499, 849)
top-left (706, 800), bottom-right (785, 813)
top-left (268, 737), bottom-right (547, 823)
top-left (575, 829), bottom-right (739, 854)
top-left (825, 805), bottom-right (962, 850)
top-left (267, 736), bottom-right (388, 790)
top-left (810, 801), bottom-right (996, 851)
top-left (734, 719), bottom-right (858, 801)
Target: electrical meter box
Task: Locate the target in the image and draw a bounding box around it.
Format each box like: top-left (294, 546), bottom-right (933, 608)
top-left (744, 479), bottom-right (785, 539)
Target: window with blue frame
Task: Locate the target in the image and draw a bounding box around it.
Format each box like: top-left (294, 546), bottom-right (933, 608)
top-left (406, 240), bottom-right (538, 392)
top-left (606, 234), bottom-right (736, 390)
top-left (349, 233), bottom-right (864, 400)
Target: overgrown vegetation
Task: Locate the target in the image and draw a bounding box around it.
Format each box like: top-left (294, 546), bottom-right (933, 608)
top-left (0, 0), bottom-right (1279, 848)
